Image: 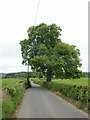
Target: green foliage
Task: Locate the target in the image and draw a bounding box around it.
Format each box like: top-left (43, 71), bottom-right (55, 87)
top-left (0, 102), bottom-right (2, 118)
top-left (44, 82), bottom-right (88, 102)
top-left (13, 87), bottom-right (25, 105)
top-left (76, 101), bottom-right (86, 109)
top-left (53, 43), bottom-right (82, 79)
top-left (7, 87), bottom-right (18, 97)
top-left (6, 86), bottom-right (25, 105)
top-left (33, 79), bottom-right (88, 106)
top-left (2, 99), bottom-right (15, 118)
top-left (82, 72), bottom-right (90, 78)
top-left (29, 72), bottom-right (36, 78)
top-left (5, 72), bottom-right (37, 79)
top-left (2, 78), bottom-right (28, 118)
top-left (2, 86), bottom-right (26, 118)
top-left (20, 23), bottom-right (82, 81)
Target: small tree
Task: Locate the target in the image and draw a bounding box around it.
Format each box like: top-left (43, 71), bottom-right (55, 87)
top-left (20, 23), bottom-right (82, 82)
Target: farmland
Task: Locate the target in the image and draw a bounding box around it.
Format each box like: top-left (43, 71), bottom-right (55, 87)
top-left (32, 77), bottom-right (88, 86)
top-left (1, 78), bottom-right (25, 88)
top-left (1, 77), bottom-right (88, 88)
top-left (52, 78), bottom-right (88, 86)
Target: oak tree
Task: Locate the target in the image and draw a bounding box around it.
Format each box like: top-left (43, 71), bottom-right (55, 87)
top-left (20, 23), bottom-right (82, 81)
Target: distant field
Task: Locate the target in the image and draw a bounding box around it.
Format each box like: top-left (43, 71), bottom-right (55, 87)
top-left (1, 78), bottom-right (25, 88)
top-left (52, 78), bottom-right (88, 86)
top-left (0, 78), bottom-right (88, 89)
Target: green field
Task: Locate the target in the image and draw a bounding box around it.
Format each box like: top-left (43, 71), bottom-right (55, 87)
top-left (1, 78), bottom-right (88, 88)
top-left (52, 78), bottom-right (88, 86)
top-left (1, 78), bottom-right (25, 88)
top-left (32, 77), bottom-right (88, 86)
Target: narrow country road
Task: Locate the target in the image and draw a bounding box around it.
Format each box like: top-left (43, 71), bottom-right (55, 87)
top-left (16, 83), bottom-right (88, 118)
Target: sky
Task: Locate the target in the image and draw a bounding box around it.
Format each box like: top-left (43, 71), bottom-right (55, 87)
top-left (0, 0), bottom-right (88, 73)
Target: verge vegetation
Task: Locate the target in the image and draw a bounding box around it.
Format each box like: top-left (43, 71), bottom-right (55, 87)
top-left (1, 78), bottom-right (29, 118)
top-left (32, 78), bottom-right (89, 113)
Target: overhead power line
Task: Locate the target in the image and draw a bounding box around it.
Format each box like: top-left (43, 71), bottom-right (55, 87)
top-left (34, 0), bottom-right (40, 25)
top-left (26, 0), bottom-right (40, 86)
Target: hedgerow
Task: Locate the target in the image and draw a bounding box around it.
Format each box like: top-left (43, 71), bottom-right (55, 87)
top-left (33, 80), bottom-right (88, 110)
top-left (43, 82), bottom-right (88, 102)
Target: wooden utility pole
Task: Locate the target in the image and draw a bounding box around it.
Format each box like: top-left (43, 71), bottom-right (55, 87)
top-left (27, 60), bottom-right (31, 87)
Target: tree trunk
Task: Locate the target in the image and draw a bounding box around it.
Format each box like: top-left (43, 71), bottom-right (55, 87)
top-left (27, 74), bottom-right (31, 87)
top-left (46, 69), bottom-right (52, 82)
top-left (27, 61), bottom-right (31, 87)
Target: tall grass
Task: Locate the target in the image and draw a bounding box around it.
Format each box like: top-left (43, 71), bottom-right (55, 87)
top-left (2, 99), bottom-right (15, 118)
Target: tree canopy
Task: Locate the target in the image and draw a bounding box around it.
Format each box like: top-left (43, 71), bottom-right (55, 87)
top-left (20, 23), bottom-right (82, 81)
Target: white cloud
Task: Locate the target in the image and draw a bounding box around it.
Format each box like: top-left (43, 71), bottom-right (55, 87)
top-left (0, 0), bottom-right (88, 73)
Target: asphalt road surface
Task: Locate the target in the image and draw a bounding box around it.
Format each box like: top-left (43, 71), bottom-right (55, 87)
top-left (16, 83), bottom-right (88, 118)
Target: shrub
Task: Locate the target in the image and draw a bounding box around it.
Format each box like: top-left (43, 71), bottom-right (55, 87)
top-left (7, 86), bottom-right (25, 106)
top-left (76, 101), bottom-right (86, 109)
top-left (7, 87), bottom-right (18, 97)
top-left (45, 82), bottom-right (88, 103)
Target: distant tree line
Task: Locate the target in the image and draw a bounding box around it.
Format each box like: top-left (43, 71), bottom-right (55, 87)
top-left (2, 72), bottom-right (89, 79)
top-left (82, 72), bottom-right (90, 78)
top-left (4, 72), bottom-right (36, 79)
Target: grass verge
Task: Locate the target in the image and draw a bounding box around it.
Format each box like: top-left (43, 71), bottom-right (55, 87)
top-left (2, 83), bottom-right (29, 118)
